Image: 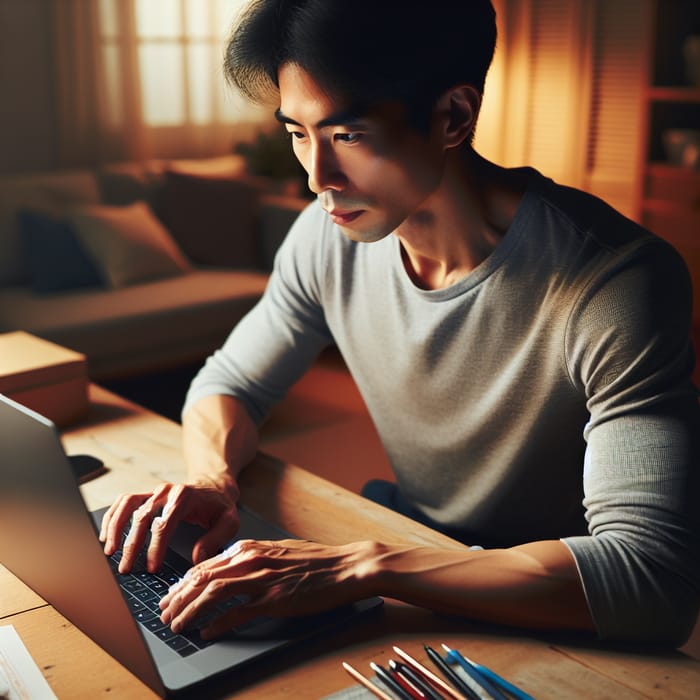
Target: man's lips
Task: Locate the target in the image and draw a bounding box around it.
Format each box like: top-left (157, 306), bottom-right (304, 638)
top-left (326, 209), bottom-right (363, 225)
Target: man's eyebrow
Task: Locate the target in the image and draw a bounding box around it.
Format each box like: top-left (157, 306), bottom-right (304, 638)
top-left (274, 107), bottom-right (368, 129)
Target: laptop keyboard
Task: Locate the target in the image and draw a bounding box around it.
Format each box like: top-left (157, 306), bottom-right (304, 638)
top-left (108, 548), bottom-right (249, 657)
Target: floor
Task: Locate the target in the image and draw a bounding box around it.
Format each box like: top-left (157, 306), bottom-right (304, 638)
top-left (102, 348), bottom-right (394, 494)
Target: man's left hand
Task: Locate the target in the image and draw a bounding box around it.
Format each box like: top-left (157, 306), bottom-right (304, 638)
top-left (159, 538), bottom-right (378, 638)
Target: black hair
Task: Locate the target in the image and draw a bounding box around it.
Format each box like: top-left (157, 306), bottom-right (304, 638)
top-left (224, 0), bottom-right (497, 132)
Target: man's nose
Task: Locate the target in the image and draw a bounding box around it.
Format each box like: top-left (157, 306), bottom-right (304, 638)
top-left (307, 142), bottom-right (346, 194)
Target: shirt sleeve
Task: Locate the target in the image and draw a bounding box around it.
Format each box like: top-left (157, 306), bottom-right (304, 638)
top-left (182, 202), bottom-right (334, 424)
top-left (562, 236), bottom-right (700, 645)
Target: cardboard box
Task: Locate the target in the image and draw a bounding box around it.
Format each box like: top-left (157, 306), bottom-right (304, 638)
top-left (0, 332), bottom-right (88, 427)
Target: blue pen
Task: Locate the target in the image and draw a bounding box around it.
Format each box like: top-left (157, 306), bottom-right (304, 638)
top-left (439, 645), bottom-right (508, 700)
top-left (441, 645), bottom-right (535, 700)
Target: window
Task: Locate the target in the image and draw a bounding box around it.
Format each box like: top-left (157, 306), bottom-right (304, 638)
top-left (95, 0), bottom-right (267, 158)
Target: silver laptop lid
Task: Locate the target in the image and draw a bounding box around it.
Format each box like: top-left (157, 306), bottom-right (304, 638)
top-left (0, 394), bottom-right (165, 695)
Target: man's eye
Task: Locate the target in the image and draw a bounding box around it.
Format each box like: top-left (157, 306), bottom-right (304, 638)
top-left (336, 132), bottom-right (362, 144)
top-left (287, 130), bottom-right (305, 141)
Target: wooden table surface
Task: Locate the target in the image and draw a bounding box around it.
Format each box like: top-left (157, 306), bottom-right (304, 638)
top-left (2, 384), bottom-right (699, 699)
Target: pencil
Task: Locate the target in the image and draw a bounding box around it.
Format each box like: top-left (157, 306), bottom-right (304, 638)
top-left (370, 661), bottom-right (416, 700)
top-left (424, 645), bottom-right (481, 700)
top-left (342, 662), bottom-right (395, 700)
top-left (389, 660), bottom-right (445, 700)
top-left (392, 646), bottom-right (469, 700)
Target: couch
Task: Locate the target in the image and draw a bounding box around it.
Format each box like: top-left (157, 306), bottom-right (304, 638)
top-left (0, 155), bottom-right (308, 380)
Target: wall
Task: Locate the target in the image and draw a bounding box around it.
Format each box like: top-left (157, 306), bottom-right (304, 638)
top-left (0, 0), bottom-right (57, 174)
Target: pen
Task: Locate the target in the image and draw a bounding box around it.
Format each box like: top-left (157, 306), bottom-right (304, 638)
top-left (371, 661), bottom-right (415, 700)
top-left (424, 645), bottom-right (481, 700)
top-left (342, 662), bottom-right (395, 700)
top-left (440, 646), bottom-right (535, 700)
top-left (393, 646), bottom-right (468, 700)
top-left (440, 645), bottom-right (509, 700)
top-left (389, 660), bottom-right (446, 700)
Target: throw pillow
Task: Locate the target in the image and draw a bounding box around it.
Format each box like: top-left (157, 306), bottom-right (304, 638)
top-left (158, 171), bottom-right (261, 268)
top-left (18, 209), bottom-right (103, 294)
top-left (69, 201), bottom-right (191, 289)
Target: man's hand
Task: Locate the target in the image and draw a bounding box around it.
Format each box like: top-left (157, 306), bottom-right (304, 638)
top-left (100, 393), bottom-right (259, 574)
top-left (159, 538), bottom-right (378, 638)
top-left (99, 481), bottom-right (240, 573)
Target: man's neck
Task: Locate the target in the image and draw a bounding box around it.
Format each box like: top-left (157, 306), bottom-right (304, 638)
top-left (395, 149), bottom-right (529, 291)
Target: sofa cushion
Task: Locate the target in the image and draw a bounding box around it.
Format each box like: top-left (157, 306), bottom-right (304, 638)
top-left (69, 201), bottom-right (191, 288)
top-left (0, 170), bottom-right (100, 286)
top-left (18, 210), bottom-right (103, 294)
top-left (159, 171), bottom-right (261, 268)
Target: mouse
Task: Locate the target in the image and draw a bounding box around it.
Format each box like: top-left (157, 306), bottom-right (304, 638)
top-left (68, 454), bottom-right (107, 483)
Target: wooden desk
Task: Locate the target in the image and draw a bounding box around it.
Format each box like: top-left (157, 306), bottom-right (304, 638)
top-left (2, 385), bottom-right (699, 699)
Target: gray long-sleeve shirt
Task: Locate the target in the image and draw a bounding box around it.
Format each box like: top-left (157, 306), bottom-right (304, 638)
top-left (185, 170), bottom-right (700, 645)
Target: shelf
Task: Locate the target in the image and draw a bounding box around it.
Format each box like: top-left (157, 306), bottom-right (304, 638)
top-left (646, 86), bottom-right (700, 103)
top-left (646, 162), bottom-right (700, 177)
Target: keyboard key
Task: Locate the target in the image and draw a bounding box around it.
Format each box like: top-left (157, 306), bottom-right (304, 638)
top-left (135, 589), bottom-right (158, 604)
top-left (134, 609), bottom-right (158, 624)
top-left (156, 627), bottom-right (177, 642)
top-left (126, 598), bottom-right (146, 614)
top-left (148, 579), bottom-right (168, 595)
top-left (144, 617), bottom-right (166, 633)
top-left (177, 644), bottom-right (199, 657)
top-left (122, 578), bottom-right (146, 593)
top-left (166, 635), bottom-right (193, 653)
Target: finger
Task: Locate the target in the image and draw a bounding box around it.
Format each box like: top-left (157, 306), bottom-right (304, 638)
top-left (146, 484), bottom-right (188, 572)
top-left (160, 545), bottom-right (256, 624)
top-left (159, 546), bottom-right (232, 610)
top-left (101, 493), bottom-right (150, 556)
top-left (161, 568), bottom-right (220, 631)
top-left (98, 499), bottom-right (120, 542)
top-left (120, 487), bottom-right (170, 571)
top-left (192, 506), bottom-right (241, 564)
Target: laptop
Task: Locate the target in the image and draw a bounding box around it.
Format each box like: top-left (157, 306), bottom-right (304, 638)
top-left (0, 394), bottom-right (383, 696)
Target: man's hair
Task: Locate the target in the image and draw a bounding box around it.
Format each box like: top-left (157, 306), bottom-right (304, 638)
top-left (224, 0), bottom-right (497, 132)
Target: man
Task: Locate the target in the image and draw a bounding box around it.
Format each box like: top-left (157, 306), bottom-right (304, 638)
top-left (100, 0), bottom-right (700, 646)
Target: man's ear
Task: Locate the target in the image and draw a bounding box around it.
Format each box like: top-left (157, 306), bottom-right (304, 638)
top-left (432, 84), bottom-right (481, 149)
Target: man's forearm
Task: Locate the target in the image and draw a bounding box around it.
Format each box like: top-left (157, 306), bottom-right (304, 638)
top-left (365, 539), bottom-right (595, 632)
top-left (182, 394), bottom-right (259, 495)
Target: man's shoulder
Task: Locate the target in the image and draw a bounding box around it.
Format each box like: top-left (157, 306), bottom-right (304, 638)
top-left (533, 176), bottom-right (654, 253)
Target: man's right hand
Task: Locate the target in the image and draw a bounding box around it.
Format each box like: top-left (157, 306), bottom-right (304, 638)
top-left (99, 481), bottom-right (240, 574)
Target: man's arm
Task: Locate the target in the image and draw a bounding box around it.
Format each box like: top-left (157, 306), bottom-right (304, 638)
top-left (182, 393), bottom-right (258, 495)
top-left (373, 539), bottom-right (593, 630)
top-left (562, 238), bottom-right (700, 645)
top-left (159, 535), bottom-right (595, 638)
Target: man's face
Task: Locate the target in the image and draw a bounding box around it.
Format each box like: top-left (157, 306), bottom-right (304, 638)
top-left (276, 63), bottom-right (445, 242)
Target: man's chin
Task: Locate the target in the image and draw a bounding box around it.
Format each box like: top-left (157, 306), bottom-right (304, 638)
top-left (337, 222), bottom-right (393, 244)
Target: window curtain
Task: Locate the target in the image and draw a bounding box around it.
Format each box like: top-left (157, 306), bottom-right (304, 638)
top-left (475, 0), bottom-right (652, 219)
top-left (51, 0), bottom-right (112, 167)
top-left (49, 0), bottom-right (269, 168)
